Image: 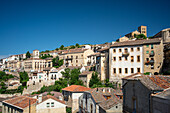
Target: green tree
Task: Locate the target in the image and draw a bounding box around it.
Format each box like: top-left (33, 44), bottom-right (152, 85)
top-left (69, 45), bottom-right (75, 49)
top-left (89, 72), bottom-right (102, 87)
top-left (55, 48), bottom-right (59, 51)
top-left (60, 45), bottom-right (64, 50)
top-left (136, 34), bottom-right (147, 39)
top-left (75, 43), bottom-right (80, 48)
top-left (52, 56), bottom-right (63, 68)
top-left (19, 71), bottom-right (29, 86)
top-left (26, 51), bottom-right (31, 58)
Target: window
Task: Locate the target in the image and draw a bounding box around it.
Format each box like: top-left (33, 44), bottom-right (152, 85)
top-left (125, 57), bottom-right (128, 61)
top-left (137, 47), bottom-right (140, 51)
top-left (113, 68), bottom-right (116, 74)
top-left (137, 56), bottom-right (140, 62)
top-left (125, 68), bottom-right (128, 74)
top-left (146, 51), bottom-right (149, 54)
top-left (113, 49), bottom-right (116, 53)
top-left (146, 45), bottom-right (149, 47)
top-left (131, 68), bottom-right (134, 73)
top-left (119, 68), bottom-right (122, 74)
top-left (119, 57), bottom-right (122, 61)
top-left (51, 102), bottom-right (54, 107)
top-left (151, 44), bottom-right (153, 49)
top-left (124, 48), bottom-right (128, 53)
top-left (76, 56), bottom-right (78, 59)
top-left (47, 103), bottom-right (50, 107)
top-left (131, 56), bottom-right (134, 62)
top-left (76, 60), bottom-right (78, 63)
top-left (113, 57), bottom-right (116, 61)
top-left (137, 68), bottom-right (140, 73)
top-left (131, 48), bottom-right (134, 52)
top-left (119, 49), bottom-right (122, 52)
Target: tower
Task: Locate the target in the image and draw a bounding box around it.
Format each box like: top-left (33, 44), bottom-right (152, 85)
top-left (138, 25), bottom-right (147, 37)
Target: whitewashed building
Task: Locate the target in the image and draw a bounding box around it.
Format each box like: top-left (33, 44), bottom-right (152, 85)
top-left (36, 95), bottom-right (66, 113)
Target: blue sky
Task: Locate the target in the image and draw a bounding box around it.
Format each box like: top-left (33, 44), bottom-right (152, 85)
top-left (0, 0), bottom-right (170, 59)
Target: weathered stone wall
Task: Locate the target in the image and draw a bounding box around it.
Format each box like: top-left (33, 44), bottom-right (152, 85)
top-left (123, 80), bottom-right (151, 113)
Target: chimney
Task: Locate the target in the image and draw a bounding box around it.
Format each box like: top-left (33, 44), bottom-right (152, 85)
top-left (38, 94), bottom-right (42, 103)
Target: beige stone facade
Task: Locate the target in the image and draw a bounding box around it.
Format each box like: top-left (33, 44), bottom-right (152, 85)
top-left (79, 71), bottom-right (93, 87)
top-left (23, 58), bottom-right (52, 72)
top-left (138, 25), bottom-right (147, 37)
top-left (59, 48), bottom-right (94, 67)
top-left (143, 40), bottom-right (163, 74)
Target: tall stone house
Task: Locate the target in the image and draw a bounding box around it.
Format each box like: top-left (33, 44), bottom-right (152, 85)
top-left (122, 73), bottom-right (170, 113)
top-left (109, 38), bottom-right (163, 82)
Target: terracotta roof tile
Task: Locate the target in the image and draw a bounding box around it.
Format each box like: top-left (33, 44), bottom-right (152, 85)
top-left (62, 85), bottom-right (91, 92)
top-left (3, 96), bottom-right (37, 109)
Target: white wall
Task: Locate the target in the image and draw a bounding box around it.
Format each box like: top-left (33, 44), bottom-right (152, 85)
top-left (109, 45), bottom-right (144, 82)
top-left (36, 98), bottom-right (66, 110)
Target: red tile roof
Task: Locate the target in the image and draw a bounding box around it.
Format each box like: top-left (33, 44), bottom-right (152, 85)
top-left (3, 96), bottom-right (37, 109)
top-left (62, 85), bottom-right (91, 92)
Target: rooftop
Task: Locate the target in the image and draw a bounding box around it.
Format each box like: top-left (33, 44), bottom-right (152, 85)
top-left (86, 87), bottom-right (122, 110)
top-left (110, 38), bottom-right (161, 47)
top-left (3, 96), bottom-right (37, 109)
top-left (41, 95), bottom-right (65, 104)
top-left (62, 85), bottom-right (91, 92)
top-left (123, 73), bottom-right (170, 91)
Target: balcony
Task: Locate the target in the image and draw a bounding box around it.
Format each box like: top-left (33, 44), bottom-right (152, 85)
top-left (65, 57), bottom-right (73, 60)
top-left (149, 60), bottom-right (154, 64)
top-left (150, 51), bottom-right (155, 56)
top-left (122, 52), bottom-right (129, 56)
top-left (145, 60), bottom-right (150, 64)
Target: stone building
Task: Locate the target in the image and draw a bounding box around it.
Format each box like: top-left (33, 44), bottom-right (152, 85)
top-left (23, 50), bottom-right (53, 72)
top-left (2, 96), bottom-right (37, 113)
top-left (152, 88), bottom-right (170, 113)
top-left (97, 47), bottom-right (110, 81)
top-left (153, 28), bottom-right (170, 44)
top-left (79, 87), bottom-right (123, 113)
top-left (109, 38), bottom-right (163, 82)
top-left (79, 71), bottom-right (93, 87)
top-left (59, 48), bottom-right (94, 67)
top-left (162, 44), bottom-right (170, 74)
top-left (122, 73), bottom-right (170, 113)
top-left (62, 85), bottom-right (91, 113)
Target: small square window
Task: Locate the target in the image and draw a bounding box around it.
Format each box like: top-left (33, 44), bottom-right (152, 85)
top-left (51, 102), bottom-right (54, 107)
top-left (137, 47), bottom-right (140, 51)
top-left (113, 49), bottom-right (116, 53)
top-left (119, 57), bottom-right (122, 61)
top-left (47, 103), bottom-right (50, 107)
top-left (146, 51), bottom-right (149, 54)
top-left (131, 48), bottom-right (134, 52)
top-left (146, 45), bottom-right (149, 47)
top-left (113, 57), bottom-right (116, 61)
top-left (151, 44), bottom-right (154, 49)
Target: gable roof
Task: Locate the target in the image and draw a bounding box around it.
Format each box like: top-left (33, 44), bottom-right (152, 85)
top-left (123, 73), bottom-right (170, 91)
top-left (41, 95), bottom-right (65, 105)
top-left (153, 87), bottom-right (170, 100)
top-left (3, 96), bottom-right (37, 109)
top-left (62, 85), bottom-right (91, 92)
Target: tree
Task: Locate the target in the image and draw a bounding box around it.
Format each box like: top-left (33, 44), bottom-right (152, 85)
top-left (55, 48), bottom-right (59, 51)
top-left (26, 51), bottom-right (31, 58)
top-left (61, 68), bottom-right (71, 80)
top-left (60, 45), bottom-right (64, 50)
top-left (19, 71), bottom-right (29, 86)
top-left (136, 34), bottom-right (147, 39)
top-left (69, 45), bottom-right (75, 49)
top-left (75, 43), bottom-right (80, 48)
top-left (52, 56), bottom-right (63, 68)
top-left (89, 72), bottom-right (102, 87)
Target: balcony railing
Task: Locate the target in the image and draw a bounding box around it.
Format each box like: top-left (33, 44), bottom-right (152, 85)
top-left (149, 60), bottom-right (154, 64)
